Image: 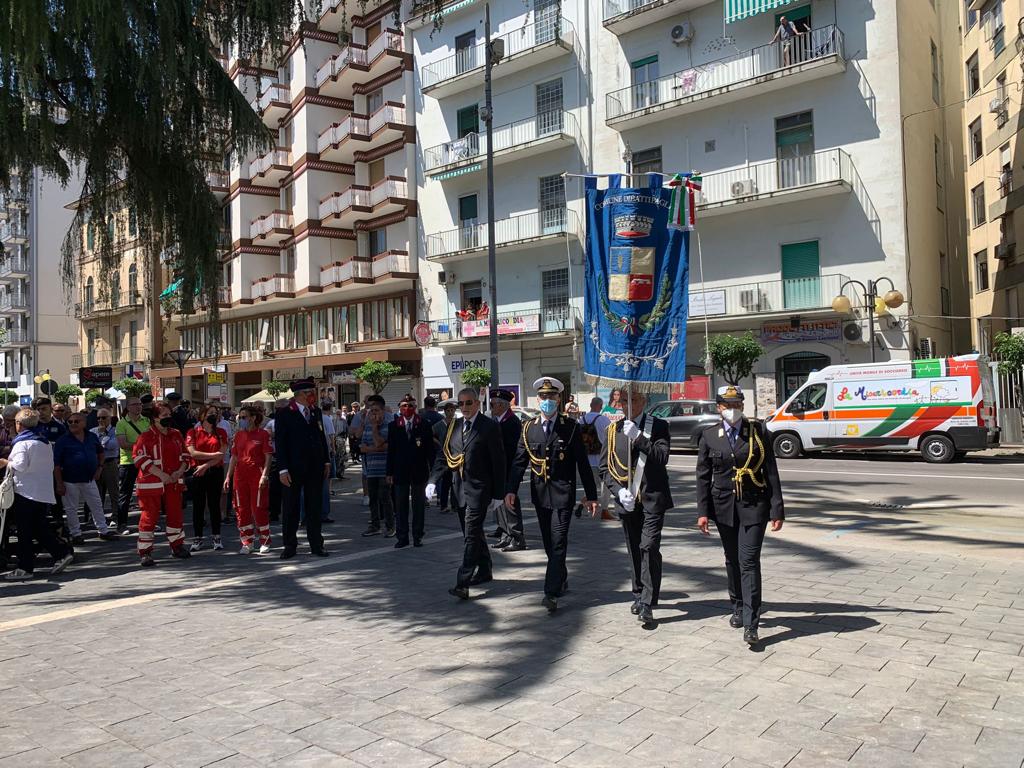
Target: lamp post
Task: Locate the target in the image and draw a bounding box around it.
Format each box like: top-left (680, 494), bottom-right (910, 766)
top-left (832, 278), bottom-right (905, 362)
top-left (483, 3), bottom-right (503, 388)
top-left (164, 348), bottom-right (194, 397)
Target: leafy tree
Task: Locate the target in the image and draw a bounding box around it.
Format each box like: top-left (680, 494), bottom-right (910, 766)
top-left (460, 365), bottom-right (492, 392)
top-left (53, 384), bottom-right (83, 404)
top-left (264, 380), bottom-right (290, 398)
top-left (0, 389), bottom-right (18, 406)
top-left (354, 360), bottom-right (401, 395)
top-left (83, 388), bottom-right (103, 404)
top-left (706, 331), bottom-right (764, 386)
top-left (992, 331), bottom-right (1024, 407)
top-left (113, 377), bottom-right (151, 398)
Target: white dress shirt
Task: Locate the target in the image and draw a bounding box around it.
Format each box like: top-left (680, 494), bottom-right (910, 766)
top-left (7, 438), bottom-right (57, 504)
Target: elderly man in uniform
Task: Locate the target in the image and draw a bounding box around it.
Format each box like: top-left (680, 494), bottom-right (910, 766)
top-left (696, 385), bottom-right (785, 646)
top-left (489, 388), bottom-right (527, 552)
top-left (507, 377), bottom-right (597, 613)
top-left (600, 386), bottom-right (673, 628)
top-left (427, 387), bottom-right (505, 600)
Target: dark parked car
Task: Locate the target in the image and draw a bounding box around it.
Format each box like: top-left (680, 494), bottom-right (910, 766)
top-left (646, 399), bottom-right (720, 448)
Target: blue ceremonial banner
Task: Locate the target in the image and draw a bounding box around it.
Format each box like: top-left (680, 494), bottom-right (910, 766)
top-left (583, 174), bottom-right (689, 386)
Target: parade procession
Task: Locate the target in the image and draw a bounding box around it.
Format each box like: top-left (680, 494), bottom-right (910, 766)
top-left (3, 1), bottom-right (1024, 766)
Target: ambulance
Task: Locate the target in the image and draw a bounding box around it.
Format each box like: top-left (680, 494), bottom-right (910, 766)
top-left (765, 355), bottom-right (1000, 463)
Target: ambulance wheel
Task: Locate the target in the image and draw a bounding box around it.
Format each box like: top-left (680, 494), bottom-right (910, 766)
top-left (772, 432), bottom-right (803, 459)
top-left (920, 435), bottom-right (954, 464)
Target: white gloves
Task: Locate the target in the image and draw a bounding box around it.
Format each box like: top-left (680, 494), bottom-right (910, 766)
top-left (618, 488), bottom-right (635, 512)
top-left (425, 483), bottom-right (436, 501)
top-left (487, 498), bottom-right (505, 514)
top-left (622, 420), bottom-right (640, 442)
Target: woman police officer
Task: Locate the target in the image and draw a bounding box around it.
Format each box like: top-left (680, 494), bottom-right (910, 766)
top-left (696, 385), bottom-right (785, 645)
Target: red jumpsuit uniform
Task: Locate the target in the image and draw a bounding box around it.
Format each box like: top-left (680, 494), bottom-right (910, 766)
top-left (132, 426), bottom-right (190, 557)
top-left (232, 428), bottom-right (274, 548)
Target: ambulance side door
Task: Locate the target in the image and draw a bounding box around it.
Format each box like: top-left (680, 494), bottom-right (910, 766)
top-left (783, 382), bottom-right (831, 450)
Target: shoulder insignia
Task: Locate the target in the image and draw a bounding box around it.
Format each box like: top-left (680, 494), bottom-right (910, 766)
top-left (718, 428), bottom-right (724, 438)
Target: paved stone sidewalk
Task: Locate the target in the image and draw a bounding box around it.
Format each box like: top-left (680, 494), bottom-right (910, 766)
top-left (1, 476), bottom-right (1022, 768)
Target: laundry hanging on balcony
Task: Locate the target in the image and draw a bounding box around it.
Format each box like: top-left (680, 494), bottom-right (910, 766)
top-left (724, 0), bottom-right (795, 24)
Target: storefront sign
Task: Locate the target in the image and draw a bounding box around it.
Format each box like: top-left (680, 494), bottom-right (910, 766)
top-left (79, 366), bottom-right (114, 388)
top-left (689, 290), bottom-right (727, 317)
top-left (761, 319), bottom-right (841, 344)
top-left (330, 371), bottom-right (358, 385)
top-left (205, 370), bottom-right (226, 385)
top-left (450, 356), bottom-right (489, 373)
top-left (460, 314), bottom-right (540, 339)
top-left (413, 322), bottom-right (432, 346)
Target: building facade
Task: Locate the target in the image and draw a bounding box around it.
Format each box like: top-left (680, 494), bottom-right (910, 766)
top-left (153, 0), bottom-right (419, 405)
top-left (0, 169), bottom-right (81, 399)
top-left (962, 0), bottom-right (1024, 350)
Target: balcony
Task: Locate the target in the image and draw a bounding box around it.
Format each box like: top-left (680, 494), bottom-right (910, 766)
top-left (251, 274), bottom-right (295, 299)
top-left (319, 187), bottom-right (370, 228)
top-left (688, 273), bottom-right (850, 323)
top-left (606, 26), bottom-right (845, 129)
top-left (428, 304), bottom-right (578, 344)
top-left (1, 224), bottom-right (28, 244)
top-left (426, 209), bottom-right (581, 263)
top-left (75, 290), bottom-right (145, 319)
top-left (249, 211), bottom-right (293, 245)
top-left (371, 250), bottom-right (415, 279)
top-left (206, 170), bottom-right (230, 200)
top-left (317, 105), bottom-right (409, 164)
top-left (603, 0), bottom-right (707, 34)
top-left (424, 111), bottom-right (581, 177)
top-left (315, 31), bottom-right (404, 96)
top-left (72, 347), bottom-right (149, 367)
top-left (0, 293), bottom-right (29, 314)
top-left (0, 256), bottom-right (30, 280)
top-left (248, 148), bottom-right (291, 186)
top-left (251, 83), bottom-right (290, 127)
top-left (1, 328), bottom-right (29, 346)
top-left (420, 18), bottom-right (577, 98)
top-left (698, 149), bottom-right (854, 216)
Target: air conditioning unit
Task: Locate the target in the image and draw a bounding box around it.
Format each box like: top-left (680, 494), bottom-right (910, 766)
top-left (996, 242), bottom-right (1015, 259)
top-left (693, 190), bottom-right (707, 205)
top-left (739, 289), bottom-right (765, 311)
top-left (731, 179), bottom-right (756, 197)
top-left (670, 21), bottom-right (695, 46)
top-left (919, 337), bottom-right (936, 358)
top-left (315, 339), bottom-right (331, 355)
top-left (241, 350), bottom-right (252, 362)
top-left (250, 349), bottom-right (264, 361)
top-left (843, 321), bottom-right (869, 344)
top-left (306, 344), bottom-right (317, 356)
top-left (990, 97), bottom-right (1006, 113)
top-left (330, 342), bottom-right (344, 354)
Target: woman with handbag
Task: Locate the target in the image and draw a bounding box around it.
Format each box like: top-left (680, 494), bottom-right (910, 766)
top-left (186, 404), bottom-right (228, 552)
top-left (0, 408), bottom-right (74, 580)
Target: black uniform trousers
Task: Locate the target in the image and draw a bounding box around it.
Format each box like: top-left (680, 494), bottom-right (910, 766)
top-left (497, 495), bottom-right (525, 544)
top-left (268, 465), bottom-right (282, 522)
top-left (281, 472), bottom-right (325, 552)
top-left (715, 518), bottom-right (768, 628)
top-left (14, 495), bottom-right (70, 574)
top-left (536, 505), bottom-right (572, 598)
top-left (117, 464), bottom-right (138, 530)
top-left (393, 482), bottom-right (425, 544)
top-left (455, 503), bottom-right (492, 588)
top-left (621, 503), bottom-right (665, 606)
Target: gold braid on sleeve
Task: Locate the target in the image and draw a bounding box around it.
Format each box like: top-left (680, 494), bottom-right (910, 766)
top-left (606, 422), bottom-right (630, 484)
top-left (734, 423), bottom-right (767, 497)
top-left (522, 418), bottom-right (549, 482)
top-left (443, 416), bottom-right (464, 472)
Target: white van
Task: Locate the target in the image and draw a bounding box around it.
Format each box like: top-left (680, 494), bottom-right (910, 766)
top-left (764, 355), bottom-right (999, 463)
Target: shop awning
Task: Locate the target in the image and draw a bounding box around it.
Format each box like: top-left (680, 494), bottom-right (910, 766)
top-left (724, 0), bottom-right (795, 24)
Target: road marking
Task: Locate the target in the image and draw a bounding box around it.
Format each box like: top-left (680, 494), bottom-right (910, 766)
top-left (666, 458), bottom-right (1024, 483)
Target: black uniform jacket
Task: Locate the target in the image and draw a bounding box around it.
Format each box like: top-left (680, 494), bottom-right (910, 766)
top-left (696, 418), bottom-right (784, 527)
top-left (386, 415), bottom-right (436, 485)
top-left (599, 414), bottom-right (674, 514)
top-left (497, 410), bottom-right (521, 473)
top-left (507, 414), bottom-right (598, 510)
top-left (430, 414), bottom-right (506, 511)
top-left (274, 401), bottom-right (331, 482)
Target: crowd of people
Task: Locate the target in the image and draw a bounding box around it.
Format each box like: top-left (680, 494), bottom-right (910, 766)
top-left (0, 376), bottom-right (785, 644)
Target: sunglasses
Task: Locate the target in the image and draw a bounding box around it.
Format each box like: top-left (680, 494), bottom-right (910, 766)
top-left (458, 400), bottom-right (476, 406)
top-left (68, 419), bottom-right (84, 425)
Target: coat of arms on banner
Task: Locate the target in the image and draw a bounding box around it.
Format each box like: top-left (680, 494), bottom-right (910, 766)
top-left (609, 247), bottom-right (655, 302)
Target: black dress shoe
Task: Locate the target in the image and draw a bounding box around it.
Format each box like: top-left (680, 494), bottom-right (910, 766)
top-left (558, 579), bottom-right (569, 596)
top-left (468, 573), bottom-right (493, 586)
top-left (311, 549), bottom-right (330, 557)
top-left (501, 540), bottom-right (526, 552)
top-left (488, 528), bottom-right (503, 539)
top-left (279, 548), bottom-right (297, 560)
top-left (542, 595), bottom-right (558, 613)
top-left (638, 603), bottom-right (656, 628)
top-left (729, 613), bottom-right (743, 629)
top-left (448, 586), bottom-right (470, 600)
top-left (394, 540), bottom-right (409, 549)
top-left (413, 539), bottom-right (423, 547)
top-left (321, 517), bottom-right (335, 524)
top-left (630, 598), bottom-right (641, 615)
top-left (744, 627), bottom-right (760, 645)
top-left (171, 547), bottom-right (191, 559)
top-left (491, 537), bottom-right (511, 550)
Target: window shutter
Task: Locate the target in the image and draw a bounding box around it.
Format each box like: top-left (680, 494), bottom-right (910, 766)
top-left (781, 241), bottom-right (820, 280)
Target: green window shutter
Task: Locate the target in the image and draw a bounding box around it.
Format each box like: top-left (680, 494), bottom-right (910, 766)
top-left (775, 3), bottom-right (810, 26)
top-left (458, 195), bottom-right (478, 222)
top-left (781, 240), bottom-right (820, 279)
top-left (457, 105), bottom-right (479, 138)
top-left (631, 55), bottom-right (659, 69)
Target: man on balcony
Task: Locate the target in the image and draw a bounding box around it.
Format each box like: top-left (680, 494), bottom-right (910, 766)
top-left (770, 16), bottom-right (804, 67)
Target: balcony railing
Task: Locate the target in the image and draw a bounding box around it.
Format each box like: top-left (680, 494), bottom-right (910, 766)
top-left (371, 252), bottom-right (413, 277)
top-left (314, 31), bottom-right (404, 87)
top-left (206, 170), bottom-right (229, 188)
top-left (607, 25), bottom-right (844, 120)
top-left (0, 256), bottom-right (30, 276)
top-left (421, 17), bottom-right (576, 89)
top-left (253, 83), bottom-right (289, 112)
top-left (319, 187), bottom-right (364, 220)
top-left (427, 209), bottom-right (581, 259)
top-left (251, 274), bottom-right (294, 298)
top-left (315, 47), bottom-right (357, 87)
top-left (0, 293), bottom-right (28, 311)
top-left (429, 304), bottom-right (576, 342)
top-left (249, 148), bottom-right (291, 179)
top-left (249, 211), bottom-right (293, 240)
top-left (369, 178), bottom-right (409, 205)
top-left (1, 328), bottom-right (28, 344)
top-left (368, 103), bottom-right (406, 133)
top-left (423, 110), bottom-right (580, 171)
top-left (699, 149), bottom-right (853, 207)
top-left (604, 0), bottom-right (669, 18)
top-left (688, 273), bottom-right (849, 319)
top-left (75, 290), bottom-right (145, 318)
top-left (73, 347), bottom-right (149, 367)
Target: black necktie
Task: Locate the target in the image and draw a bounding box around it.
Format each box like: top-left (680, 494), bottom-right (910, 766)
top-left (463, 419), bottom-right (471, 436)
top-left (543, 420), bottom-right (551, 438)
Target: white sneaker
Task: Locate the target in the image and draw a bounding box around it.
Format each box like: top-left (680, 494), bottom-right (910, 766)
top-left (5, 568), bottom-right (33, 580)
top-left (258, 544), bottom-right (271, 554)
top-left (361, 496), bottom-right (370, 507)
top-left (212, 537), bottom-right (224, 551)
top-left (189, 538), bottom-right (204, 552)
top-left (50, 554), bottom-right (74, 575)
top-left (239, 544), bottom-right (251, 555)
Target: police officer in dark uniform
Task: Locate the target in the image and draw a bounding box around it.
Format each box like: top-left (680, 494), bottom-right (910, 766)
top-left (696, 385), bottom-right (785, 646)
top-left (490, 388), bottom-right (527, 552)
top-left (600, 386), bottom-right (673, 628)
top-left (507, 377), bottom-right (597, 613)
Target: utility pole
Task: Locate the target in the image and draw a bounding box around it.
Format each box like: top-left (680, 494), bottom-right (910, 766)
top-left (484, 3), bottom-right (501, 388)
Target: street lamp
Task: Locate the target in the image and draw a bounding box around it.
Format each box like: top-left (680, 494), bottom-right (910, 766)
top-left (832, 278), bottom-right (905, 362)
top-left (483, 2), bottom-right (503, 388)
top-left (164, 348), bottom-right (194, 397)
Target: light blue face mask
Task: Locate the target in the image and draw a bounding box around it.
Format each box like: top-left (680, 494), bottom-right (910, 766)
top-left (237, 418), bottom-right (249, 430)
top-left (539, 399), bottom-right (558, 416)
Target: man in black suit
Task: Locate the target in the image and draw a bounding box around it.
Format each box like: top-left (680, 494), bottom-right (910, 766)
top-left (507, 377), bottom-right (597, 612)
top-left (274, 378), bottom-right (332, 559)
top-left (387, 395), bottom-right (435, 549)
top-left (427, 387), bottom-right (506, 600)
top-left (600, 386), bottom-right (673, 628)
top-left (696, 385), bottom-right (785, 646)
top-left (490, 389), bottom-right (527, 551)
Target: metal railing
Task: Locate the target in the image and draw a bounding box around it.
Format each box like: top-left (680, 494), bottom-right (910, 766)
top-left (607, 25), bottom-right (844, 119)
top-left (0, 256), bottom-right (29, 276)
top-left (424, 110), bottom-right (580, 171)
top-left (429, 305), bottom-right (576, 342)
top-left (700, 148), bottom-right (853, 206)
top-left (2, 328), bottom-right (28, 344)
top-left (251, 275), bottom-right (294, 298)
top-left (372, 252), bottom-right (412, 277)
top-left (314, 31), bottom-right (403, 87)
top-left (370, 178), bottom-right (408, 205)
top-left (206, 170), bottom-right (229, 188)
top-left (321, 261), bottom-right (354, 285)
top-left (316, 105), bottom-right (407, 155)
top-left (249, 211), bottom-right (293, 240)
top-left (0, 293), bottom-right (28, 311)
top-left (604, 0), bottom-right (673, 20)
top-left (319, 180), bottom-right (407, 225)
top-left (253, 83), bottom-right (290, 112)
top-left (368, 103), bottom-right (406, 133)
top-left (75, 290), bottom-right (145, 318)
top-left (427, 209), bottom-right (581, 258)
top-left (73, 347), bottom-right (149, 367)
top-left (249, 148), bottom-right (291, 179)
top-left (421, 17), bottom-right (576, 89)
top-left (688, 273), bottom-right (849, 318)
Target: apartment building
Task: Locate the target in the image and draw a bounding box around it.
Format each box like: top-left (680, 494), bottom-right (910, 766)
top-left (0, 170), bottom-right (81, 398)
top-left (962, 0), bottom-right (1024, 350)
top-left (153, 0), bottom-right (418, 404)
top-left (415, 0), bottom-right (971, 408)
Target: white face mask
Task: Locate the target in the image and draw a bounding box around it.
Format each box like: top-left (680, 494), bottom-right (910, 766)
top-left (721, 408), bottom-right (743, 425)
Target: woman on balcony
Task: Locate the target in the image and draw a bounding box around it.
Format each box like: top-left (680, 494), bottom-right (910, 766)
top-left (186, 404), bottom-right (228, 552)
